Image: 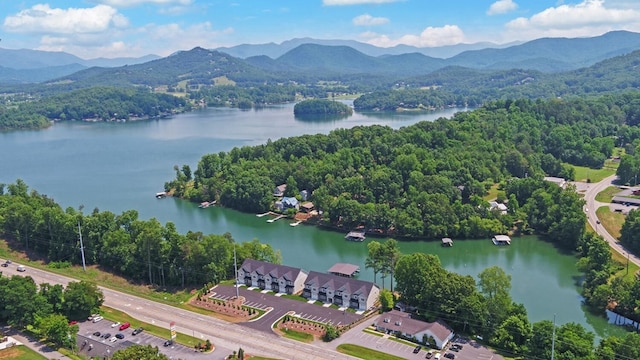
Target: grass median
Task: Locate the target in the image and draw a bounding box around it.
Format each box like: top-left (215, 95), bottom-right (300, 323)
top-left (336, 344), bottom-right (405, 360)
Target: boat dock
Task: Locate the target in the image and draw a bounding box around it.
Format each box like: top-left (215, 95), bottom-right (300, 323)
top-left (492, 235), bottom-right (511, 245)
top-left (345, 231), bottom-right (366, 242)
top-left (290, 221), bottom-right (302, 227)
top-left (328, 263), bottom-right (360, 277)
top-left (256, 212), bottom-right (271, 217)
top-left (441, 238), bottom-right (453, 247)
top-left (199, 200), bottom-right (216, 208)
top-left (267, 215), bottom-right (286, 223)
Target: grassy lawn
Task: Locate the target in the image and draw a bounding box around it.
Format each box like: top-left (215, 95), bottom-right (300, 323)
top-left (572, 162), bottom-right (617, 183)
top-left (595, 186), bottom-right (622, 203)
top-left (595, 206), bottom-right (624, 239)
top-left (0, 345), bottom-right (46, 360)
top-left (336, 344), bottom-right (406, 360)
top-left (611, 249), bottom-right (640, 281)
top-left (280, 328), bottom-right (314, 343)
top-left (100, 306), bottom-right (202, 348)
top-left (483, 183), bottom-right (501, 201)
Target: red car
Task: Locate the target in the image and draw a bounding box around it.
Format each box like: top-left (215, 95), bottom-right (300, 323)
top-left (68, 320), bottom-right (78, 326)
top-left (119, 322), bottom-right (130, 331)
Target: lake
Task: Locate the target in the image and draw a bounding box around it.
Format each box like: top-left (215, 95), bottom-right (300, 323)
top-left (0, 103), bottom-right (626, 338)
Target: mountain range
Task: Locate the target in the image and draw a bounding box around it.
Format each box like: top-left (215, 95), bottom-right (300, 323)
top-left (2, 30), bottom-right (640, 90)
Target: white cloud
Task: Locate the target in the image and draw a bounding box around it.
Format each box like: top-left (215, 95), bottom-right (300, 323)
top-left (363, 25), bottom-right (465, 47)
top-left (323, 0), bottom-right (401, 5)
top-left (97, 0), bottom-right (192, 7)
top-left (3, 4), bottom-right (128, 34)
top-left (353, 14), bottom-right (389, 26)
top-left (505, 0), bottom-right (640, 40)
top-left (487, 0), bottom-right (518, 15)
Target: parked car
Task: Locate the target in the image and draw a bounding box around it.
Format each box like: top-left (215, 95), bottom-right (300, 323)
top-left (87, 314), bottom-right (99, 321)
top-left (109, 336), bottom-right (117, 342)
top-left (92, 316), bottom-right (103, 323)
top-left (111, 322), bottom-right (121, 328)
top-left (68, 320), bottom-right (78, 326)
top-left (92, 331), bottom-right (101, 337)
top-left (132, 327), bottom-right (143, 335)
top-left (16, 265), bottom-right (26, 272)
top-left (413, 345), bottom-right (422, 354)
top-left (1, 260), bottom-right (10, 267)
top-left (102, 333), bottom-right (111, 339)
top-left (444, 353), bottom-right (455, 359)
top-left (425, 350), bottom-right (434, 358)
top-left (119, 322), bottom-right (130, 331)
top-left (163, 339), bottom-right (173, 347)
top-left (115, 333), bottom-right (124, 339)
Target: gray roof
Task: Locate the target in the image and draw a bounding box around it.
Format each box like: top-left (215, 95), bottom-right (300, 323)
top-left (306, 271), bottom-right (378, 297)
top-left (327, 263), bottom-right (360, 276)
top-left (376, 310), bottom-right (454, 343)
top-left (240, 259), bottom-right (305, 281)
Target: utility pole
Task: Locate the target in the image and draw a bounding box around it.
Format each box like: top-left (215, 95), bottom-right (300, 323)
top-left (626, 252), bottom-right (630, 275)
top-left (233, 242), bottom-right (239, 299)
top-left (77, 220), bottom-right (87, 272)
top-left (551, 314), bottom-right (556, 360)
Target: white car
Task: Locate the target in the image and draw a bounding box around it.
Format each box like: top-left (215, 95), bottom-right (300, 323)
top-left (111, 322), bottom-right (120, 328)
top-left (92, 316), bottom-right (103, 323)
top-left (109, 336), bottom-right (118, 342)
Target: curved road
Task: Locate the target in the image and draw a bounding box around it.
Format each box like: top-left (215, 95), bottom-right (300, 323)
top-left (0, 263), bottom-right (354, 360)
top-left (581, 174), bottom-right (640, 268)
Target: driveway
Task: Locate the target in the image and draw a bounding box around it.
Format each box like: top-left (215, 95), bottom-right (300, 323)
top-left (211, 285), bottom-right (362, 332)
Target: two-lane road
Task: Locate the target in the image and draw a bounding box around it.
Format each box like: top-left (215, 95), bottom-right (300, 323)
top-left (581, 174), bottom-right (640, 268)
top-left (0, 263), bottom-right (354, 360)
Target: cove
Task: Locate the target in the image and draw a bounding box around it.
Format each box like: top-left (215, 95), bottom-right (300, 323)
top-left (0, 103), bottom-right (626, 338)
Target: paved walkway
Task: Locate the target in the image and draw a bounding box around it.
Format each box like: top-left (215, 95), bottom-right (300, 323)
top-left (1, 326), bottom-right (71, 359)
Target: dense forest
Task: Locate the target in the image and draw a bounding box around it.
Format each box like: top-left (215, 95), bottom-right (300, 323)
top-left (293, 99), bottom-right (353, 115)
top-left (166, 93), bottom-right (640, 241)
top-left (0, 87), bottom-right (188, 131)
top-left (0, 180), bottom-right (281, 287)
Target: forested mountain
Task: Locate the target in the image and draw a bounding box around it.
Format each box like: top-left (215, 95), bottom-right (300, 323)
top-left (0, 63), bottom-right (86, 84)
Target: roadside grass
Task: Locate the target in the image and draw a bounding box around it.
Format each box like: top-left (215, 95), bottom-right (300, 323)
top-left (363, 328), bottom-right (383, 337)
top-left (100, 306), bottom-right (201, 348)
top-left (0, 345), bottom-right (46, 360)
top-left (279, 294), bottom-right (308, 302)
top-left (595, 206), bottom-right (624, 239)
top-left (57, 348), bottom-right (83, 360)
top-left (336, 344), bottom-right (406, 360)
top-left (280, 328), bottom-right (313, 343)
top-left (611, 249), bottom-right (640, 281)
top-left (595, 186), bottom-right (622, 203)
top-left (572, 163), bottom-right (617, 183)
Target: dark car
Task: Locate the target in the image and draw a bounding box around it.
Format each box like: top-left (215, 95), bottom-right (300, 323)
top-left (1, 261), bottom-right (9, 267)
top-left (102, 333), bottom-right (111, 339)
top-left (451, 344), bottom-right (463, 351)
top-left (444, 353), bottom-right (456, 359)
top-left (92, 331), bottom-right (101, 337)
top-left (413, 345), bottom-right (422, 354)
top-left (115, 333), bottom-right (124, 339)
top-left (132, 327), bottom-right (143, 335)
top-left (163, 340), bottom-right (173, 347)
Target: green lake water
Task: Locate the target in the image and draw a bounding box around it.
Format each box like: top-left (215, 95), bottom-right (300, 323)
top-left (0, 103), bottom-right (627, 338)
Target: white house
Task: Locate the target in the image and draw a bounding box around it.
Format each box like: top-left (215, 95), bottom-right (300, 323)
top-left (375, 310), bottom-right (455, 349)
top-left (237, 259), bottom-right (307, 295)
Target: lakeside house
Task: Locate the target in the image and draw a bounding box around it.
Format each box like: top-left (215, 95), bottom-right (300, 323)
top-left (488, 201), bottom-right (508, 215)
top-left (375, 310), bottom-right (455, 349)
top-left (303, 271), bottom-right (379, 311)
top-left (273, 184), bottom-right (287, 197)
top-left (237, 259), bottom-right (308, 295)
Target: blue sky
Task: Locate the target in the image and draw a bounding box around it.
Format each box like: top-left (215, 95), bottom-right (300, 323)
top-left (2, 0), bottom-right (640, 59)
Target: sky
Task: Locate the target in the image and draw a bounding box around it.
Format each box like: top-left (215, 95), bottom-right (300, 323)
top-left (2, 0), bottom-right (640, 59)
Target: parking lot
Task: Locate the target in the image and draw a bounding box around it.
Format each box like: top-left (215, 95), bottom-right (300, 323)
top-left (211, 285), bottom-right (362, 332)
top-left (76, 318), bottom-right (210, 360)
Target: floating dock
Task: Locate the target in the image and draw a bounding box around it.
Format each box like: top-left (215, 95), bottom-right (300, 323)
top-left (290, 221), bottom-right (302, 227)
top-left (345, 231), bottom-right (366, 242)
top-left (267, 215), bottom-right (285, 223)
top-left (492, 235), bottom-right (511, 245)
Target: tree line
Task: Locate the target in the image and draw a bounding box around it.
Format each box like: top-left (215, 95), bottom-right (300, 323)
top-left (0, 179), bottom-right (281, 287)
top-left (0, 275), bottom-right (103, 349)
top-left (166, 93), bottom-right (640, 241)
top-left (380, 245), bottom-right (640, 360)
top-left (0, 86), bottom-right (188, 130)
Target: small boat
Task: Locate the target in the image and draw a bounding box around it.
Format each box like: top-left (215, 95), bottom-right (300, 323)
top-left (155, 192), bottom-right (167, 199)
top-left (492, 235), bottom-right (511, 245)
top-left (345, 231), bottom-right (366, 242)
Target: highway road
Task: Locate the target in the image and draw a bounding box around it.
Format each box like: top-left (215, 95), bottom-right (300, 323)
top-left (581, 174), bottom-right (640, 268)
top-left (0, 262), bottom-right (355, 360)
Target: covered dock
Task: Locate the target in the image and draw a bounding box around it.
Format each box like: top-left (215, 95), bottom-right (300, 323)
top-left (328, 263), bottom-right (360, 277)
top-left (441, 238), bottom-right (453, 247)
top-left (492, 235), bottom-right (511, 245)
